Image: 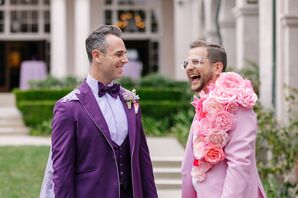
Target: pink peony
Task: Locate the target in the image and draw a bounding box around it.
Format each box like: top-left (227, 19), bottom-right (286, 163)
top-left (205, 131), bottom-right (230, 148)
top-left (215, 72), bottom-right (244, 90)
top-left (193, 137), bottom-right (205, 160)
top-left (197, 117), bottom-right (212, 136)
top-left (203, 146), bottom-right (225, 164)
top-left (237, 88), bottom-right (258, 108)
top-left (208, 111), bottom-right (235, 132)
top-left (224, 101), bottom-right (239, 114)
top-left (203, 97), bottom-right (224, 114)
top-left (209, 87), bottom-right (237, 104)
top-left (191, 96), bottom-right (207, 120)
top-left (191, 166), bottom-right (206, 183)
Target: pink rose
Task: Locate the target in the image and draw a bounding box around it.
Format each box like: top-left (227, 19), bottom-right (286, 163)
top-left (203, 97), bottom-right (224, 114)
top-left (203, 146), bottom-right (225, 164)
top-left (205, 131), bottom-right (229, 148)
top-left (209, 87), bottom-right (237, 104)
top-left (224, 101), bottom-right (239, 114)
top-left (191, 166), bottom-right (206, 183)
top-left (197, 117), bottom-right (212, 136)
top-left (208, 111), bottom-right (235, 132)
top-left (215, 72), bottom-right (244, 90)
top-left (237, 88), bottom-right (258, 108)
top-left (193, 137), bottom-right (205, 159)
top-left (191, 96), bottom-right (207, 120)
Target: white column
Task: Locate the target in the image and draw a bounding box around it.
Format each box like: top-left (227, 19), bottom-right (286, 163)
top-left (233, 0), bottom-right (259, 69)
top-left (174, 0), bottom-right (193, 80)
top-left (218, 0), bottom-right (236, 68)
top-left (50, 0), bottom-right (67, 78)
top-left (74, 0), bottom-right (90, 78)
top-left (204, 0), bottom-right (220, 44)
top-left (259, 0), bottom-right (273, 109)
top-left (276, 0), bottom-right (298, 123)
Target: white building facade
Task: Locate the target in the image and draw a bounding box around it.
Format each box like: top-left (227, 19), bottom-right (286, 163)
top-left (0, 0), bottom-right (297, 122)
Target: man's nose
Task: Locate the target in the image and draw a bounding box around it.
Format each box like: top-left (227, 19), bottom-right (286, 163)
top-left (122, 55), bottom-right (129, 63)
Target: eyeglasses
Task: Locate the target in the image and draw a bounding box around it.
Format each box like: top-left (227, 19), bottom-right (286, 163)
top-left (181, 57), bottom-right (208, 69)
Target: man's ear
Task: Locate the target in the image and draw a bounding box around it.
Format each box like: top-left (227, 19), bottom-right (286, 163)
top-left (92, 50), bottom-right (102, 63)
top-left (213, 62), bottom-right (224, 76)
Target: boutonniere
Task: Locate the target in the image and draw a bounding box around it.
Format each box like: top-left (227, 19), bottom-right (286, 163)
top-left (122, 89), bottom-right (140, 114)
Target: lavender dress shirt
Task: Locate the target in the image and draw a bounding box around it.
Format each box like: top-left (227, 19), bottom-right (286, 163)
top-left (86, 74), bottom-right (128, 145)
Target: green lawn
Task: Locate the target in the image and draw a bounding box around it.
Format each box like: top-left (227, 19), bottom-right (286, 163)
top-left (0, 146), bottom-right (49, 198)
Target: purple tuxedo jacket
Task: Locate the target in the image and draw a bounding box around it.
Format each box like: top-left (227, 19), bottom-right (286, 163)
top-left (51, 81), bottom-right (157, 198)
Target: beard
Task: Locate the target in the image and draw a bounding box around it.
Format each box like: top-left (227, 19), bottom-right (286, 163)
top-left (191, 70), bottom-right (214, 93)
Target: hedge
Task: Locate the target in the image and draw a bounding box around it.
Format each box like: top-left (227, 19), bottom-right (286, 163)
top-left (18, 99), bottom-right (191, 126)
top-left (14, 87), bottom-right (188, 105)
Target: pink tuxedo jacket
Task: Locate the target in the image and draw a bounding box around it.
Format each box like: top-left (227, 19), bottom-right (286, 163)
top-left (181, 107), bottom-right (266, 198)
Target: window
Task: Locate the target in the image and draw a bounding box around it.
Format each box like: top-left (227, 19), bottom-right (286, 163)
top-left (116, 10), bottom-right (146, 33)
top-left (11, 11), bottom-right (38, 33)
top-left (44, 10), bottom-right (50, 33)
top-left (104, 0), bottom-right (160, 34)
top-left (11, 0), bottom-right (38, 5)
top-left (0, 11), bottom-right (3, 32)
top-left (1, 0), bottom-right (50, 35)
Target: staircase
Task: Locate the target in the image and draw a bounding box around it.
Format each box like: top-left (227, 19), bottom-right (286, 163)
top-left (147, 137), bottom-right (184, 197)
top-left (153, 156), bottom-right (182, 190)
top-left (0, 93), bottom-right (29, 136)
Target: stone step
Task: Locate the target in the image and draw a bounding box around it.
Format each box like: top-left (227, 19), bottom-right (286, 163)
top-left (151, 157), bottom-right (182, 168)
top-left (0, 93), bottom-right (16, 106)
top-left (0, 107), bottom-right (23, 118)
top-left (0, 135), bottom-right (50, 146)
top-left (0, 126), bottom-right (29, 135)
top-left (154, 168), bottom-right (181, 180)
top-left (155, 179), bottom-right (182, 190)
top-left (157, 189), bottom-right (181, 198)
top-left (0, 118), bottom-right (25, 127)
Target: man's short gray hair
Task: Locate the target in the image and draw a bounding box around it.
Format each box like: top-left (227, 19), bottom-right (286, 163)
top-left (85, 25), bottom-right (122, 63)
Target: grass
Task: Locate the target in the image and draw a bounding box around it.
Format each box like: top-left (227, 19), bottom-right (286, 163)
top-left (0, 146), bottom-right (50, 198)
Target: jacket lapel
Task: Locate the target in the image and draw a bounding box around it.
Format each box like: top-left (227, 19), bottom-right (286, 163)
top-left (76, 81), bottom-right (113, 144)
top-left (119, 92), bottom-right (136, 154)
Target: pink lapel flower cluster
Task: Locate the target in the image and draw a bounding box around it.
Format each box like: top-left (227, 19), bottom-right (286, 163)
top-left (191, 72), bottom-right (257, 183)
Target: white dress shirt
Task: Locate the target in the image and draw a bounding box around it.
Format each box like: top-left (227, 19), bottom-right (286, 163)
top-left (86, 74), bottom-right (128, 146)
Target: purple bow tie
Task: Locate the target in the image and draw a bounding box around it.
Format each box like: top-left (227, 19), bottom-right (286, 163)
top-left (98, 82), bottom-right (120, 98)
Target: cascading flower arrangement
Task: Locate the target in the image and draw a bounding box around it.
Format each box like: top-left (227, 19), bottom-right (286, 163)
top-left (191, 72), bottom-right (258, 183)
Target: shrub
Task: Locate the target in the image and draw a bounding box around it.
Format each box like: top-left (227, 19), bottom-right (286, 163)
top-left (28, 75), bottom-right (81, 89)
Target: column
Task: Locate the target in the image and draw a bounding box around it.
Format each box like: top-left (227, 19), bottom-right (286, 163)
top-left (259, 0), bottom-right (273, 109)
top-left (174, 0), bottom-right (193, 80)
top-left (233, 0), bottom-right (259, 69)
top-left (276, 0), bottom-right (298, 123)
top-left (50, 0), bottom-right (67, 78)
top-left (204, 0), bottom-right (220, 44)
top-left (218, 0), bottom-right (236, 68)
top-left (74, 0), bottom-right (90, 78)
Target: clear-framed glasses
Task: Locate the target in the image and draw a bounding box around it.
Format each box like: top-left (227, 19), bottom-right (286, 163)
top-left (181, 57), bottom-right (207, 69)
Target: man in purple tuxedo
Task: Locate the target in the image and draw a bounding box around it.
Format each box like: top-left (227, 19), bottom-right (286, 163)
top-left (40, 25), bottom-right (158, 198)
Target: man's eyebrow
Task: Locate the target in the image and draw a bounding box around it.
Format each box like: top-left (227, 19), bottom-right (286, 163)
top-left (114, 50), bottom-right (127, 54)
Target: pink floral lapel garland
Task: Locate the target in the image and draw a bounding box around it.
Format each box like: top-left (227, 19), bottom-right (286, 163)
top-left (191, 72), bottom-right (258, 183)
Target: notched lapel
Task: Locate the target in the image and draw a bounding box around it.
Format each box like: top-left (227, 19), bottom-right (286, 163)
top-left (76, 82), bottom-right (113, 144)
top-left (120, 94), bottom-right (136, 154)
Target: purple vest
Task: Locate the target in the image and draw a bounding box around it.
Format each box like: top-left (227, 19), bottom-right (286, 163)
top-left (112, 137), bottom-right (132, 189)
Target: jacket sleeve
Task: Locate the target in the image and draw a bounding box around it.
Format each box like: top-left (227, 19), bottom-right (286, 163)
top-left (138, 108), bottom-right (158, 198)
top-left (181, 126), bottom-right (197, 198)
top-left (51, 101), bottom-right (76, 198)
top-left (221, 107), bottom-right (258, 198)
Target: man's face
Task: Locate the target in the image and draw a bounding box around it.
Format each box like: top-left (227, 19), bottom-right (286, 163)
top-left (99, 34), bottom-right (128, 84)
top-left (185, 47), bottom-right (217, 94)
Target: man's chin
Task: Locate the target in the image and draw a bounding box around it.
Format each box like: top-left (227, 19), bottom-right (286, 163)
top-left (191, 84), bottom-right (202, 93)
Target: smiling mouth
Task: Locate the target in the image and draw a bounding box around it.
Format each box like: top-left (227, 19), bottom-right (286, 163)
top-left (190, 74), bottom-right (201, 82)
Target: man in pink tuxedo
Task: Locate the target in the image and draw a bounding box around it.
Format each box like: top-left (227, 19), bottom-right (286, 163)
top-left (181, 40), bottom-right (266, 198)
